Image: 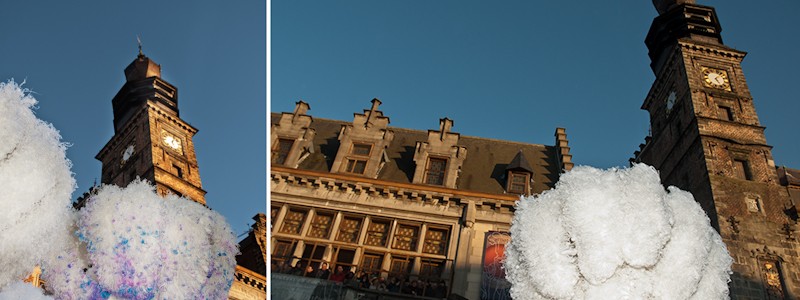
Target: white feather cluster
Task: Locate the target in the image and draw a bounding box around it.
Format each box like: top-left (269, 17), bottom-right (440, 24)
top-left (0, 81), bottom-right (239, 299)
top-left (43, 180), bottom-right (239, 300)
top-left (0, 80), bottom-right (76, 290)
top-left (504, 164), bottom-right (732, 300)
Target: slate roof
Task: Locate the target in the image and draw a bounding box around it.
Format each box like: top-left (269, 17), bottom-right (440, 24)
top-left (271, 113), bottom-right (562, 195)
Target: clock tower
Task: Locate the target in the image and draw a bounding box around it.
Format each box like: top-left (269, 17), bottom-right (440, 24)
top-left (633, 0), bottom-right (799, 297)
top-left (96, 51), bottom-right (207, 205)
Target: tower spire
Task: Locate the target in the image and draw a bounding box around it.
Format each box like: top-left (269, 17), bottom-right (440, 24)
top-left (137, 35), bottom-right (144, 57)
top-left (644, 0), bottom-right (723, 74)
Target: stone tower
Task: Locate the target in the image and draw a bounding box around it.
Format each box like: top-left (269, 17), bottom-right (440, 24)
top-left (633, 0), bottom-right (799, 298)
top-left (96, 52), bottom-right (207, 205)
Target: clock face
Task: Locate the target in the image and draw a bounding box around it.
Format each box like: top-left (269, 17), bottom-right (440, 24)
top-left (666, 91), bottom-right (677, 114)
top-left (161, 131), bottom-right (183, 153)
top-left (702, 67), bottom-right (731, 90)
top-left (121, 144), bottom-right (135, 164)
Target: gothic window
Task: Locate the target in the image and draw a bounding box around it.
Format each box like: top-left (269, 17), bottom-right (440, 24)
top-left (342, 143), bottom-right (372, 174)
top-left (392, 224), bottom-right (420, 251)
top-left (335, 216), bottom-right (363, 244)
top-left (272, 138), bottom-right (294, 165)
top-left (507, 172), bottom-right (530, 195)
top-left (307, 211), bottom-right (334, 239)
top-left (425, 157), bottom-right (448, 185)
top-left (365, 219), bottom-right (390, 247)
top-left (360, 253), bottom-right (384, 274)
top-left (717, 105), bottom-right (734, 121)
top-left (733, 159), bottom-right (752, 180)
top-left (279, 208), bottom-right (307, 235)
top-left (423, 227), bottom-right (449, 255)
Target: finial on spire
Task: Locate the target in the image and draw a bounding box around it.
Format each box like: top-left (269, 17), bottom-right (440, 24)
top-left (137, 34), bottom-right (144, 57)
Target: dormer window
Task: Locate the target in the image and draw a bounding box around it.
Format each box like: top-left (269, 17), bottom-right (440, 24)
top-left (330, 99), bottom-right (394, 178)
top-left (271, 101), bottom-right (316, 168)
top-left (342, 143), bottom-right (372, 174)
top-left (425, 157), bottom-right (448, 185)
top-left (505, 150), bottom-right (534, 196)
top-left (412, 118), bottom-right (467, 188)
top-left (508, 172), bottom-right (530, 194)
top-left (272, 138), bottom-right (295, 165)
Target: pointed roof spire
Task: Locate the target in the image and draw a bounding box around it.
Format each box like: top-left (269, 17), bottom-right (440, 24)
top-left (124, 36), bottom-right (161, 82)
top-left (506, 150), bottom-right (534, 174)
top-left (137, 34), bottom-right (144, 57)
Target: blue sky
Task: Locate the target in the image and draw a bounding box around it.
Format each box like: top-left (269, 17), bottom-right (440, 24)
top-left (1, 2), bottom-right (266, 237)
top-left (271, 0), bottom-right (800, 171)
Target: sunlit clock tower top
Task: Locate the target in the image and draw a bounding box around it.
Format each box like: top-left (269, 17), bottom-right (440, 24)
top-left (97, 51), bottom-right (207, 205)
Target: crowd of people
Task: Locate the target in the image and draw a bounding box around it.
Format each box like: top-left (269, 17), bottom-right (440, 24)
top-left (272, 259), bottom-right (449, 298)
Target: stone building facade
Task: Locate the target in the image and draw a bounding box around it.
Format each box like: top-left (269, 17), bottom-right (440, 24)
top-left (270, 100), bottom-right (574, 299)
top-left (230, 214), bottom-right (268, 300)
top-left (272, 1), bottom-right (799, 299)
top-left (632, 0), bottom-right (800, 299)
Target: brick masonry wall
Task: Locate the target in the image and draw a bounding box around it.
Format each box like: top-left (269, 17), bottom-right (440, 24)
top-left (639, 40), bottom-right (800, 298)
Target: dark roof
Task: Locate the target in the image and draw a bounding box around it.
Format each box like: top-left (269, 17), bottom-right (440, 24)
top-left (236, 214), bottom-right (266, 276)
top-left (271, 113), bottom-right (561, 195)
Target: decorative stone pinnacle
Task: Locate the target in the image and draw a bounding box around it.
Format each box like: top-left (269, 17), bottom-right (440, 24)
top-left (293, 100), bottom-right (310, 117)
top-left (370, 98), bottom-right (381, 111)
top-left (439, 118), bottom-right (453, 141)
top-left (365, 98), bottom-right (382, 128)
